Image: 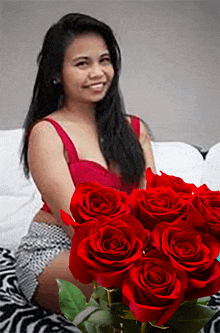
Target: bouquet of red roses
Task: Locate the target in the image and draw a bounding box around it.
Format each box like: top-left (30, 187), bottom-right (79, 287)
top-left (58, 168), bottom-right (220, 333)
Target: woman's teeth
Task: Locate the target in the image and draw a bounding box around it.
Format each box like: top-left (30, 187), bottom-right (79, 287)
top-left (90, 83), bottom-right (104, 89)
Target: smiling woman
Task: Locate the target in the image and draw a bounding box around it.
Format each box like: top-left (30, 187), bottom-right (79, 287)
top-left (61, 33), bottom-right (114, 105)
top-left (15, 13), bottom-right (156, 314)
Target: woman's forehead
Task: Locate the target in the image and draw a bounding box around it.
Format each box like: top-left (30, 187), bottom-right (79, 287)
top-left (64, 33), bottom-right (109, 58)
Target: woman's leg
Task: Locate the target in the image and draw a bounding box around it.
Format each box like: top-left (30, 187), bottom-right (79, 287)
top-left (33, 250), bottom-right (94, 313)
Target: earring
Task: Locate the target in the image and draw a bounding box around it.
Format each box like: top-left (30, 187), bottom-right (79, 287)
top-left (52, 77), bottom-right (60, 85)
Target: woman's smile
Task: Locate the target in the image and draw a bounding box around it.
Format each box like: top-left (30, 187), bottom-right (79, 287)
top-left (84, 82), bottom-right (106, 92)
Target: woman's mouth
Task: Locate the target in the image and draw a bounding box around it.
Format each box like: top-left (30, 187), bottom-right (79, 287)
top-left (85, 82), bottom-right (106, 91)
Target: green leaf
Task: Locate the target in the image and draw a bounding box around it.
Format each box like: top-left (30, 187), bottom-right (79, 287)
top-left (86, 296), bottom-right (100, 308)
top-left (84, 322), bottom-right (114, 333)
top-left (84, 322), bottom-right (99, 333)
top-left (86, 309), bottom-right (114, 326)
top-left (73, 306), bottom-right (100, 326)
top-left (197, 297), bottom-right (210, 306)
top-left (91, 286), bottom-right (108, 310)
top-left (120, 310), bottom-right (137, 320)
top-left (95, 326), bottom-right (115, 333)
top-left (99, 297), bottom-right (109, 310)
top-left (57, 279), bottom-right (86, 322)
top-left (99, 291), bottom-right (108, 310)
top-left (167, 302), bottom-right (217, 333)
top-left (92, 286), bottom-right (106, 299)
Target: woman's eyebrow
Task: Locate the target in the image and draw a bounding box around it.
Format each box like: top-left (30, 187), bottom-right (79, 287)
top-left (100, 51), bottom-right (110, 57)
top-left (72, 56), bottom-right (88, 62)
top-left (72, 51), bottom-right (110, 62)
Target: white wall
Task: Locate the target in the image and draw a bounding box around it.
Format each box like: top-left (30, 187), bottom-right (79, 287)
top-left (1, 0), bottom-right (219, 149)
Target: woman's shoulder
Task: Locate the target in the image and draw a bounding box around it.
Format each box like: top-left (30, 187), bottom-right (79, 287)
top-left (126, 114), bottom-right (152, 143)
top-left (30, 111), bottom-right (66, 137)
top-left (28, 117), bottom-right (63, 154)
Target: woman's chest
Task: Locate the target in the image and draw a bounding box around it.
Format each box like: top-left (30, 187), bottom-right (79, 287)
top-left (57, 120), bottom-right (107, 167)
top-left (64, 131), bottom-right (108, 169)
top-left (47, 114), bottom-right (121, 174)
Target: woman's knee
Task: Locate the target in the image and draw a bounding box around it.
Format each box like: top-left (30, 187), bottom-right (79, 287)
top-left (33, 250), bottom-right (94, 312)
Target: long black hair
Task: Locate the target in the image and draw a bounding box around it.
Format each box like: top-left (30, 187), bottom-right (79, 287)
top-left (20, 13), bottom-right (146, 184)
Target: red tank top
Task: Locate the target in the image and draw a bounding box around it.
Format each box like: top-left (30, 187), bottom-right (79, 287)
top-left (41, 116), bottom-right (140, 213)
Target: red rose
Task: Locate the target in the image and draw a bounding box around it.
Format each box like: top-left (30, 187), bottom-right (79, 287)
top-left (130, 186), bottom-right (189, 231)
top-left (122, 250), bottom-right (188, 326)
top-left (145, 168), bottom-right (197, 200)
top-left (69, 181), bottom-right (130, 223)
top-left (189, 184), bottom-right (220, 241)
top-left (153, 220), bottom-right (220, 300)
top-left (62, 213), bottom-right (149, 288)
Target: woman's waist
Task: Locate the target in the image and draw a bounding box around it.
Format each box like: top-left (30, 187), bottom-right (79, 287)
top-left (33, 209), bottom-right (59, 226)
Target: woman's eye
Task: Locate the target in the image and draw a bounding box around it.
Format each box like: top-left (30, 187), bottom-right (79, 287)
top-left (101, 57), bottom-right (111, 64)
top-left (76, 61), bottom-right (88, 68)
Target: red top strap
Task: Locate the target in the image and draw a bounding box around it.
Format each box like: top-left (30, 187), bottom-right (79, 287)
top-left (40, 115), bottom-right (140, 213)
top-left (41, 115), bottom-right (140, 162)
top-left (131, 115), bottom-right (140, 139)
top-left (42, 117), bottom-right (79, 163)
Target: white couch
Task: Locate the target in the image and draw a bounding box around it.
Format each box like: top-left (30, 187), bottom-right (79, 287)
top-left (1, 128), bottom-right (220, 252)
top-left (0, 128), bottom-right (219, 333)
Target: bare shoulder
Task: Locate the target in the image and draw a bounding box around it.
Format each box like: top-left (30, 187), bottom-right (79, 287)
top-left (139, 118), bottom-right (152, 144)
top-left (28, 119), bottom-right (63, 151)
top-left (30, 119), bottom-right (57, 138)
top-left (27, 119), bottom-right (65, 175)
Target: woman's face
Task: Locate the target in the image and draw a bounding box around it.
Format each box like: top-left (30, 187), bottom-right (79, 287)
top-left (61, 32), bottom-right (114, 106)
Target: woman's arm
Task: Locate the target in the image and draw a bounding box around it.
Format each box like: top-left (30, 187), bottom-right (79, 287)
top-left (139, 118), bottom-right (156, 173)
top-left (137, 117), bottom-right (157, 189)
top-left (27, 120), bottom-right (76, 237)
top-left (126, 115), bottom-right (156, 189)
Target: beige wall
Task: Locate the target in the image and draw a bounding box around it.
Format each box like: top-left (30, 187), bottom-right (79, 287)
top-left (1, 0), bottom-right (219, 149)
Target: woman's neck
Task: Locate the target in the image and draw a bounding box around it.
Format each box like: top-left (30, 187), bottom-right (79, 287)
top-left (61, 100), bottom-right (96, 124)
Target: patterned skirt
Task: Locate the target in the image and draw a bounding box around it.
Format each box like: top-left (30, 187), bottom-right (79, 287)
top-left (15, 221), bottom-right (71, 302)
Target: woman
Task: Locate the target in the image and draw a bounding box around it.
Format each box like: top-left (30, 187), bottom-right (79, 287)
top-left (15, 13), bottom-right (156, 313)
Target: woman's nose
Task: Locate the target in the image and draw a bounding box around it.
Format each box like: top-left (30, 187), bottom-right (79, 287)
top-left (89, 63), bottom-right (104, 78)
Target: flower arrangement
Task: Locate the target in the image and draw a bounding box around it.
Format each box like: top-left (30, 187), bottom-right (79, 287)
top-left (58, 168), bottom-right (220, 333)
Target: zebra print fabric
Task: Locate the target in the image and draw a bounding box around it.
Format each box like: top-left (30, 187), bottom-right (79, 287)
top-left (208, 292), bottom-right (220, 311)
top-left (201, 293), bottom-right (220, 333)
top-left (0, 247), bottom-right (219, 332)
top-left (0, 248), bottom-right (82, 333)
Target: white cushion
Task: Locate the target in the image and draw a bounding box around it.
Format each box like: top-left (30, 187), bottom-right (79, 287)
top-left (0, 129), bottom-right (42, 251)
top-left (201, 143), bottom-right (220, 191)
top-left (151, 141), bottom-right (204, 187)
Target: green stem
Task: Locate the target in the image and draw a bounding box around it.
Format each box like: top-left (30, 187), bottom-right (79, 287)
top-left (141, 322), bottom-right (147, 333)
top-left (107, 290), bottom-right (111, 307)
